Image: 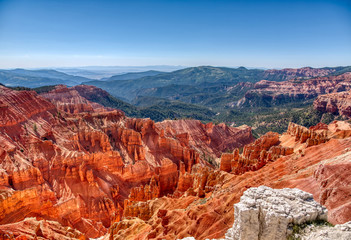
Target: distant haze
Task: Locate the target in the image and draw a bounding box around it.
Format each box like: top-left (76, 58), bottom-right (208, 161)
top-left (54, 66), bottom-right (187, 79)
top-left (0, 0), bottom-right (350, 68)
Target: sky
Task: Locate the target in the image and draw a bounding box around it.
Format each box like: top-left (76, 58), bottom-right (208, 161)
top-left (0, 0), bottom-right (350, 69)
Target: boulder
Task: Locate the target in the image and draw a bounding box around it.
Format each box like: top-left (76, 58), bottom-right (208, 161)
top-left (225, 186), bottom-right (328, 240)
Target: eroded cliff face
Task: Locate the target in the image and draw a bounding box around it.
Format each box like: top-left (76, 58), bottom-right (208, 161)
top-left (314, 89), bottom-right (351, 118)
top-left (39, 85), bottom-right (112, 114)
top-left (0, 86), bottom-right (254, 239)
top-left (240, 72), bottom-right (351, 107)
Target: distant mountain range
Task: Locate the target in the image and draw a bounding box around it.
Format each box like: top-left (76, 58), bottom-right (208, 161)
top-left (0, 68), bottom-right (92, 88)
top-left (83, 66), bottom-right (266, 101)
top-left (82, 65), bottom-right (346, 103)
top-left (55, 65), bottom-right (186, 79)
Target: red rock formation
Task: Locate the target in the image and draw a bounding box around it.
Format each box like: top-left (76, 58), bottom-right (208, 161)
top-left (241, 72), bottom-right (351, 106)
top-left (220, 132), bottom-right (293, 174)
top-left (72, 85), bottom-right (112, 101)
top-left (39, 85), bottom-right (113, 114)
top-left (287, 122), bottom-right (329, 146)
top-left (314, 89), bottom-right (351, 118)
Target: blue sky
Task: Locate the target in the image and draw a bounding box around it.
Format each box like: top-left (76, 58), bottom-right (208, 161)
top-left (0, 0), bottom-right (350, 68)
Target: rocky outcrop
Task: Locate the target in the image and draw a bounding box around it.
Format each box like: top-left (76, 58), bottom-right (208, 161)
top-left (314, 89), bottom-right (351, 117)
top-left (287, 122), bottom-right (329, 146)
top-left (177, 165), bottom-right (224, 197)
top-left (225, 186), bottom-right (328, 240)
top-left (240, 72), bottom-right (351, 107)
top-left (220, 132), bottom-right (293, 174)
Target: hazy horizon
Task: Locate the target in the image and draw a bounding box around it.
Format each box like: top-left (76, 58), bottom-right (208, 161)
top-left (0, 0), bottom-right (350, 69)
top-left (2, 64), bottom-right (351, 72)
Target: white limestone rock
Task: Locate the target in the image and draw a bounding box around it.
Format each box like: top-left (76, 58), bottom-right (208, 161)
top-left (225, 186), bottom-right (328, 240)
